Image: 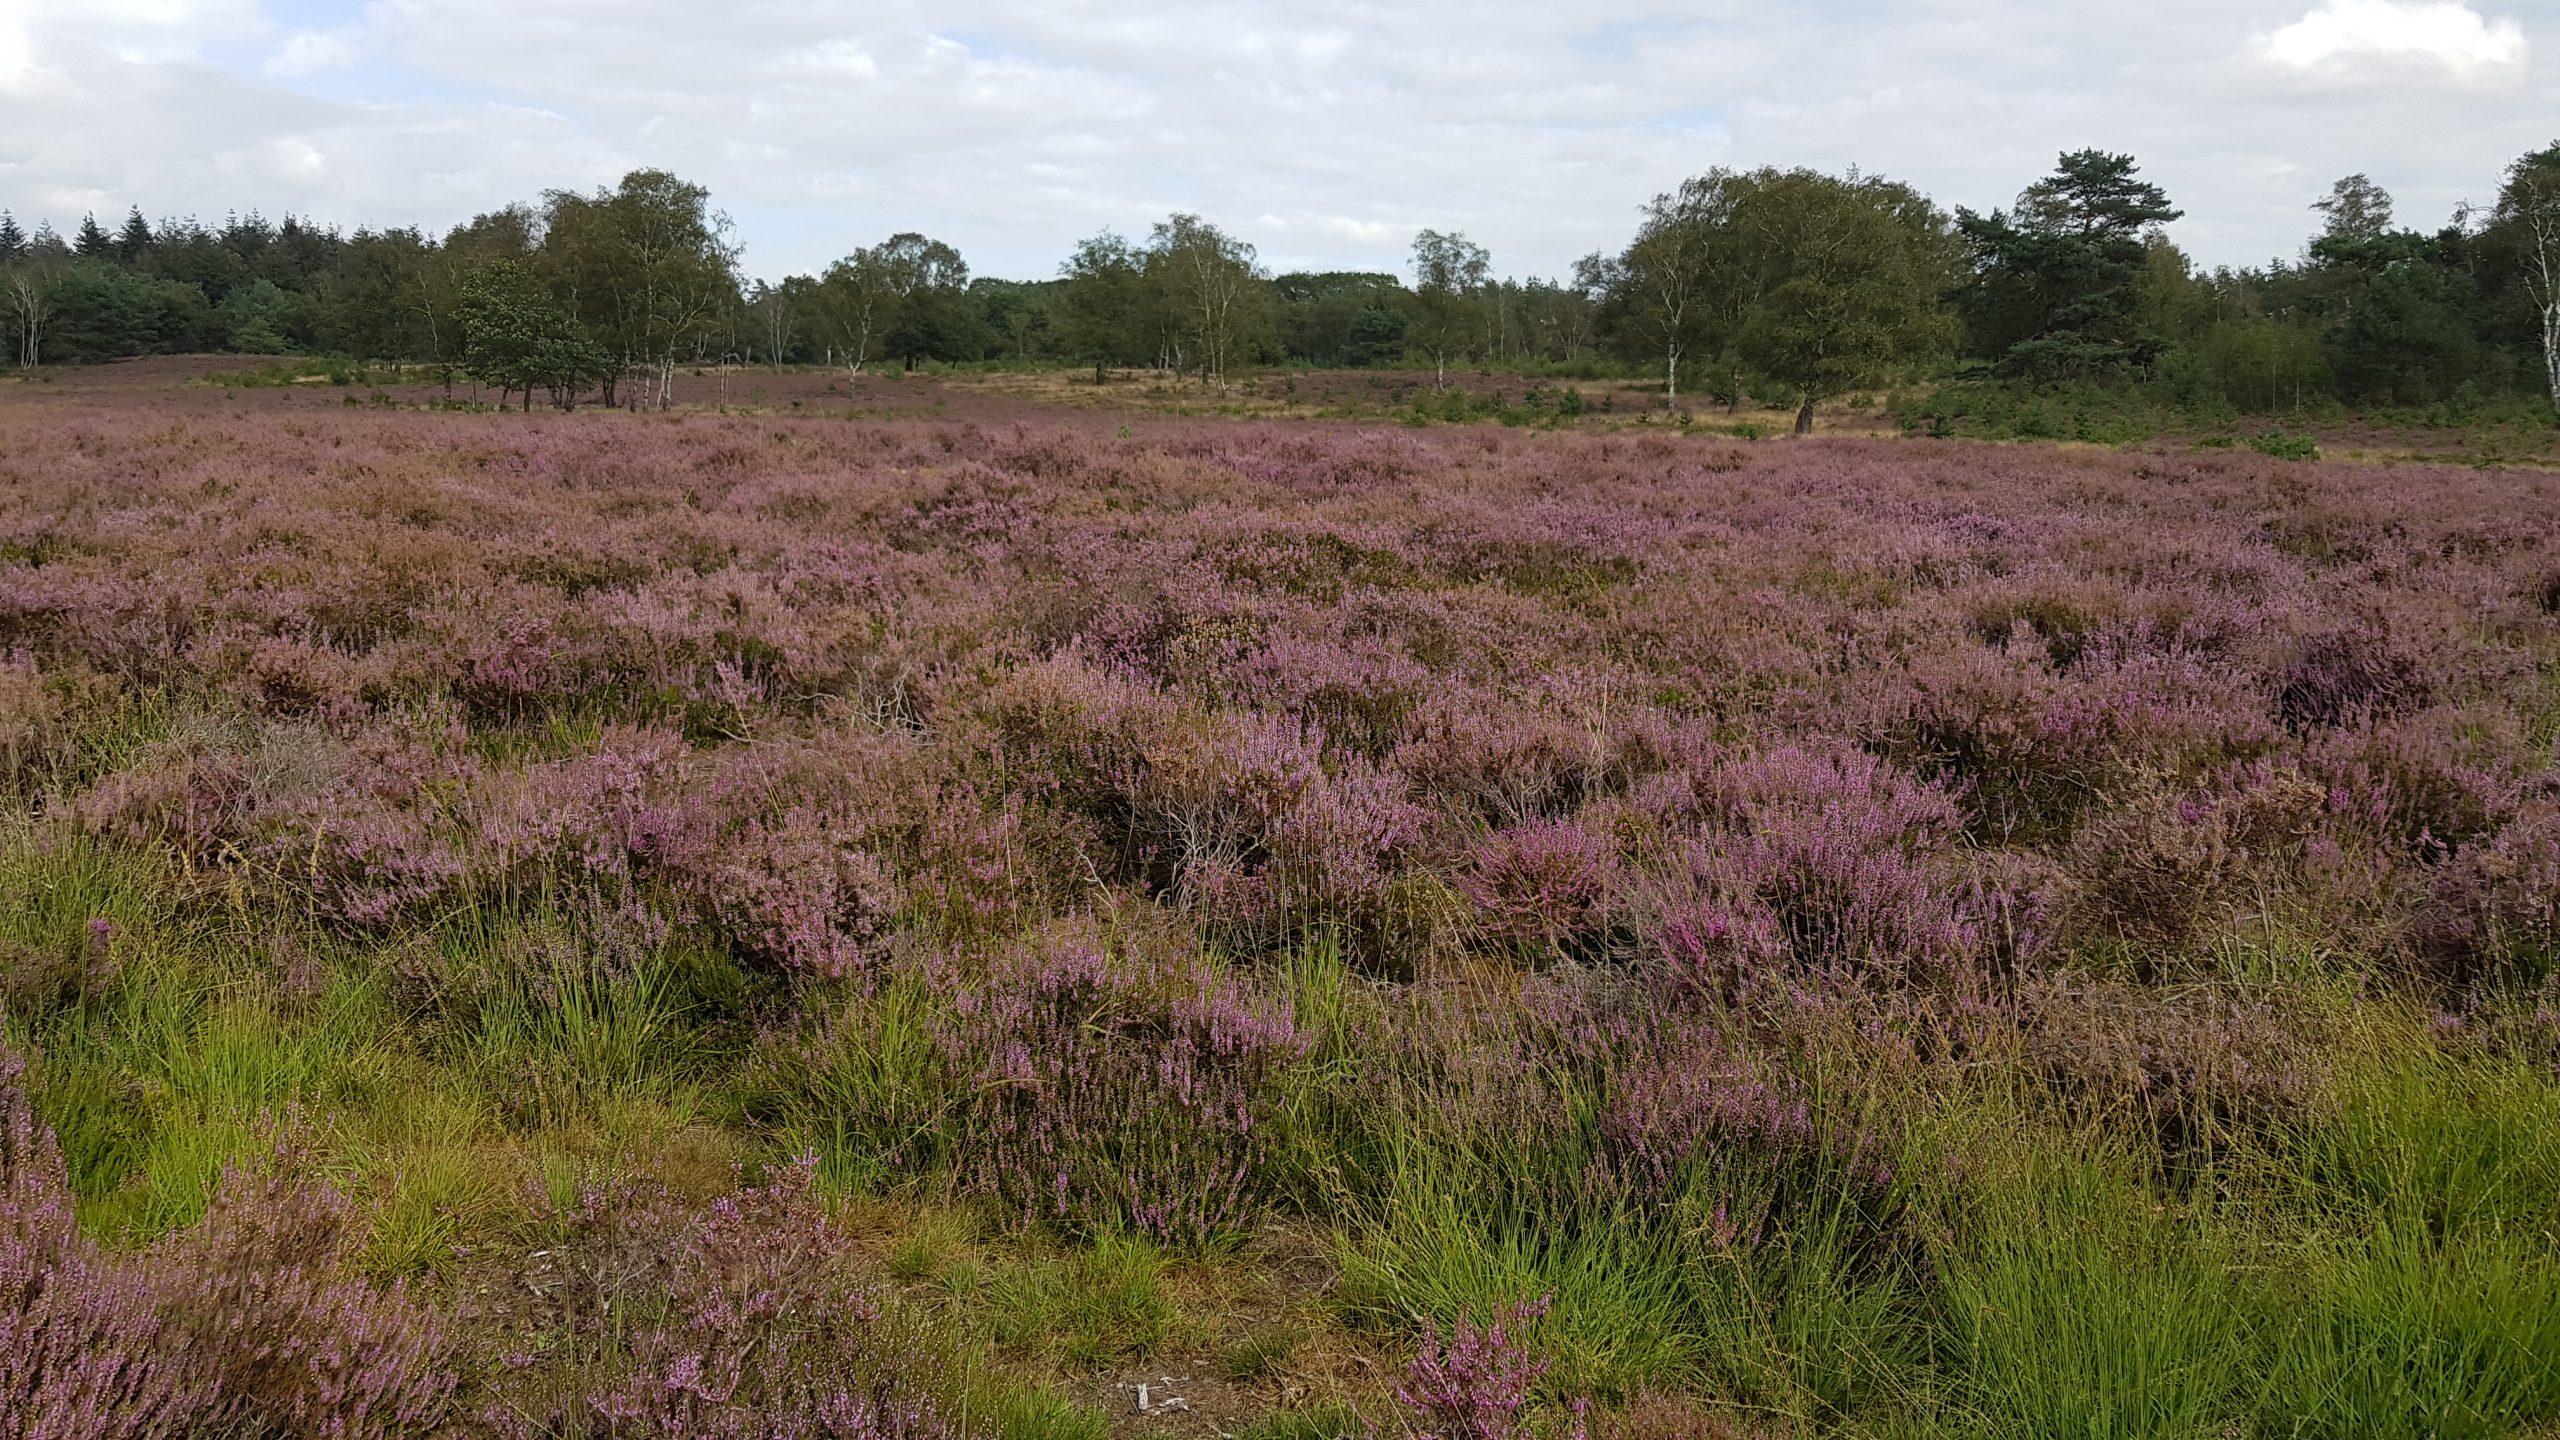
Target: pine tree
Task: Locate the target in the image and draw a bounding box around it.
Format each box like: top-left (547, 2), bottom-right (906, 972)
top-left (0, 212), bottom-right (24, 263)
top-left (115, 206), bottom-right (153, 264)
top-left (1955, 150), bottom-right (2183, 379)
top-left (73, 213), bottom-right (111, 259)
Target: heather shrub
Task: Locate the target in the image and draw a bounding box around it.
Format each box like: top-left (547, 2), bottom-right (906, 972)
top-left (1462, 818), bottom-right (1620, 961)
top-left (2275, 622), bottom-right (2431, 731)
top-left (9, 384), bottom-right (2560, 1435)
top-left (2, 1046), bottom-right (205, 1440)
top-left (491, 1156), bottom-right (945, 1440)
top-left (1397, 1294), bottom-right (1575, 1440)
top-left (685, 805), bottom-right (897, 978)
top-left (1228, 631), bottom-right (1432, 758)
top-left (1874, 634), bottom-right (2272, 845)
top-left (1654, 745), bottom-right (2009, 988)
top-left (943, 936), bottom-right (1307, 1245)
top-left (3, 1049), bottom-right (454, 1440)
top-left (1396, 695), bottom-right (1608, 826)
top-left (2419, 799), bottom-right (2560, 984)
top-left (2298, 715), bottom-right (2530, 861)
top-left (2056, 763), bottom-right (2330, 962)
top-left (158, 1154), bottom-right (458, 1439)
top-left (2014, 974), bottom-right (2318, 1162)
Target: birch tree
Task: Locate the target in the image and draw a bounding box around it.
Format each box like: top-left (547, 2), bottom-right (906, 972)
top-left (1146, 215), bottom-right (1263, 393)
top-left (1600, 172), bottom-right (1744, 409)
top-left (820, 248), bottom-right (897, 376)
top-left (2497, 144), bottom-right (2560, 416)
top-left (543, 171), bottom-right (738, 409)
top-left (1410, 229), bottom-right (1490, 390)
top-left (4, 264), bottom-right (43, 368)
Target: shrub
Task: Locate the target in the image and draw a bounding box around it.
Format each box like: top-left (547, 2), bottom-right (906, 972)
top-left (1462, 819), bottom-right (1618, 959)
top-left (491, 1156), bottom-right (945, 1440)
top-left (2275, 625), bottom-right (2430, 732)
top-left (1398, 1295), bottom-right (1572, 1440)
top-left (944, 938), bottom-right (1306, 1245)
top-left (2, 1047), bottom-right (455, 1439)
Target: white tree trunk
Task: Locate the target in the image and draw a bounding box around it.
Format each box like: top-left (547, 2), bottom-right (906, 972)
top-left (2530, 207), bottom-right (2560, 416)
top-left (2543, 299), bottom-right (2559, 416)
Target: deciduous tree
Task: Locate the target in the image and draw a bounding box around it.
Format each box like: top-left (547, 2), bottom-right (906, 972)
top-left (456, 259), bottom-right (613, 411)
top-left (1410, 229), bottom-right (1490, 390)
top-left (1057, 231), bottom-right (1148, 382)
top-left (2492, 142), bottom-right (2560, 416)
top-left (1731, 167), bottom-right (1959, 433)
top-left (1146, 215), bottom-right (1264, 393)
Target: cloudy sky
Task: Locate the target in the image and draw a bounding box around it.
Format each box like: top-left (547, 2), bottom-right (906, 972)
top-left (0, 0), bottom-right (2550, 283)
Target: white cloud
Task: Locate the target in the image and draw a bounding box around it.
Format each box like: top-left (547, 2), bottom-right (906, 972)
top-left (0, 1), bottom-right (2551, 280)
top-left (2258, 0), bottom-right (2527, 84)
top-left (264, 28), bottom-right (368, 79)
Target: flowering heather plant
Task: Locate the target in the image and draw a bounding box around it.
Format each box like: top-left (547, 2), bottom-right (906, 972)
top-left (2422, 799), bottom-right (2560, 983)
top-left (6, 384), bottom-right (2560, 1433)
top-left (3, 1049), bottom-right (453, 1440)
top-left (159, 1156), bottom-right (458, 1439)
top-left (1463, 818), bottom-right (1619, 958)
top-left (3, 1047), bottom-right (203, 1440)
top-left (688, 805), bottom-right (898, 978)
top-left (2056, 762), bottom-right (2332, 959)
top-left (2015, 974), bottom-right (2318, 1159)
top-left (946, 937), bottom-right (1306, 1245)
top-left (2274, 622), bottom-right (2432, 732)
top-left (495, 1155), bottom-right (944, 1440)
top-left (1659, 745), bottom-right (2002, 986)
top-left (1397, 1295), bottom-right (1573, 1440)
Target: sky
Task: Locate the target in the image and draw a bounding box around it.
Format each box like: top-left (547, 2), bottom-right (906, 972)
top-left (0, 0), bottom-right (2551, 284)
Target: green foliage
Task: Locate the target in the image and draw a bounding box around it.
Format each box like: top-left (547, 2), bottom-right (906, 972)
top-left (1729, 168), bottom-right (1961, 432)
top-left (1957, 150), bottom-right (2184, 381)
top-left (2253, 430), bottom-right (2321, 461)
top-left (454, 258), bottom-right (615, 407)
top-left (977, 1387), bottom-right (1114, 1440)
top-left (37, 260), bottom-right (215, 362)
top-left (1236, 1405), bottom-right (1367, 1440)
top-left (738, 974), bottom-right (956, 1194)
top-left (984, 1234), bottom-right (1175, 1368)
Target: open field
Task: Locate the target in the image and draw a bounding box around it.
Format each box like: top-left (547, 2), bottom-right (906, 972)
top-left (2, 366), bottom-right (2558, 1439)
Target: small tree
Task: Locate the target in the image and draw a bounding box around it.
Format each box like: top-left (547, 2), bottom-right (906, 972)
top-left (819, 247), bottom-right (898, 376)
top-left (2494, 142), bottom-right (2560, 416)
top-left (746, 277), bottom-right (808, 370)
top-left (72, 213), bottom-right (111, 261)
top-left (114, 207), bottom-right (153, 265)
top-left (456, 260), bottom-right (612, 411)
top-left (1410, 229), bottom-right (1490, 390)
top-left (2313, 174), bottom-right (2395, 246)
top-left (1146, 215), bottom-right (1264, 393)
top-left (541, 170), bottom-right (738, 409)
top-left (1732, 168), bottom-right (1959, 433)
top-left (1957, 150), bottom-right (2183, 379)
top-left (1594, 172), bottom-right (1746, 409)
top-left (873, 233), bottom-right (974, 369)
top-left (1057, 230), bottom-right (1147, 383)
top-left (3, 264), bottom-right (44, 369)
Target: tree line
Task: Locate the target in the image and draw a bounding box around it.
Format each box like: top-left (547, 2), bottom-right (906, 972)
top-left (4, 144), bottom-right (2557, 426)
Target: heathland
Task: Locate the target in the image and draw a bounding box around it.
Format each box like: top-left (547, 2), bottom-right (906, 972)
top-left (1, 360), bottom-right (2557, 1439)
